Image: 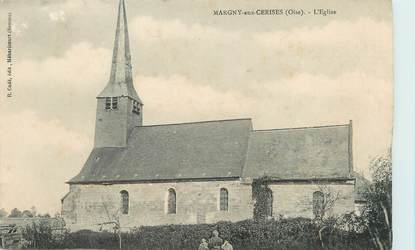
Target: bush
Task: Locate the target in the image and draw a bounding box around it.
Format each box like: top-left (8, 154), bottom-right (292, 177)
top-left (63, 230), bottom-right (119, 249)
top-left (23, 218), bottom-right (375, 249)
top-left (362, 154), bottom-right (392, 250)
top-left (22, 220), bottom-right (61, 249)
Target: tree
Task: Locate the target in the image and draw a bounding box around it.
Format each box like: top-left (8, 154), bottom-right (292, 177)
top-left (252, 177), bottom-right (274, 222)
top-left (8, 208), bottom-right (23, 218)
top-left (0, 208), bottom-right (8, 218)
top-left (30, 206), bottom-right (37, 217)
top-left (315, 185), bottom-right (340, 219)
top-left (22, 210), bottom-right (34, 217)
top-left (40, 213), bottom-right (51, 218)
top-left (98, 195), bottom-right (122, 249)
top-left (313, 185), bottom-right (340, 248)
top-left (362, 153), bottom-right (392, 250)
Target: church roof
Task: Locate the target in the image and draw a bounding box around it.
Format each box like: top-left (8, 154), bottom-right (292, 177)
top-left (97, 0), bottom-right (141, 102)
top-left (69, 119), bottom-right (252, 183)
top-left (68, 120), bottom-right (353, 184)
top-left (242, 124), bottom-right (353, 180)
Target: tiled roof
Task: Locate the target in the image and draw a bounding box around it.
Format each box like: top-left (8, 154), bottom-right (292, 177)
top-left (242, 124), bottom-right (352, 180)
top-left (68, 119), bottom-right (252, 183)
top-left (69, 121), bottom-right (353, 184)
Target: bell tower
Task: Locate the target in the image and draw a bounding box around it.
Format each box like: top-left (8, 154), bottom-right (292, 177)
top-left (94, 0), bottom-right (143, 148)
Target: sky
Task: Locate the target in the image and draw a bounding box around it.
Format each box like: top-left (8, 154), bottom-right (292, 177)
top-left (0, 0), bottom-right (393, 214)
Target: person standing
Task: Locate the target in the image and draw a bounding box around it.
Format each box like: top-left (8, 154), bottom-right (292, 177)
top-left (222, 240), bottom-right (234, 250)
top-left (208, 230), bottom-right (223, 250)
top-left (198, 238), bottom-right (209, 250)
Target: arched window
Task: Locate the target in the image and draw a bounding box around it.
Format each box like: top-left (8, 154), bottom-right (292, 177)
top-left (167, 188), bottom-right (176, 214)
top-left (220, 188), bottom-right (229, 211)
top-left (313, 191), bottom-right (325, 218)
top-left (120, 190), bottom-right (129, 214)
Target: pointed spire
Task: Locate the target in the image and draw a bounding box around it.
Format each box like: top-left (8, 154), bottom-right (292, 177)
top-left (98, 0), bottom-right (142, 103)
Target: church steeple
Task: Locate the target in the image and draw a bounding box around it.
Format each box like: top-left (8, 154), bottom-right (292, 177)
top-left (97, 0), bottom-right (141, 103)
top-left (94, 0), bottom-right (143, 148)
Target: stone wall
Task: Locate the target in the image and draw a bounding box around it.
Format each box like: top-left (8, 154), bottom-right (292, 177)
top-left (94, 97), bottom-right (140, 148)
top-left (62, 180), bottom-right (253, 232)
top-left (94, 97), bottom-right (128, 148)
top-left (268, 181), bottom-right (355, 218)
top-left (62, 180), bottom-right (355, 232)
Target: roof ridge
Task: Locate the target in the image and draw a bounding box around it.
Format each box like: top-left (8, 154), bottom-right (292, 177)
top-left (138, 118), bottom-right (252, 128)
top-left (253, 123), bottom-right (349, 132)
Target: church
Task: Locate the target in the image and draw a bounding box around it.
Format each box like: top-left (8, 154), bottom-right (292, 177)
top-left (61, 0), bottom-right (357, 232)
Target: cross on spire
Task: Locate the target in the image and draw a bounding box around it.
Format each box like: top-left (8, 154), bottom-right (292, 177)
top-left (98, 0), bottom-right (141, 103)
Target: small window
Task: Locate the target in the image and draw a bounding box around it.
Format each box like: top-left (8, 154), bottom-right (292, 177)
top-left (105, 97), bottom-right (111, 110)
top-left (220, 188), bottom-right (228, 211)
top-left (167, 188), bottom-right (176, 214)
top-left (105, 97), bottom-right (119, 110)
top-left (313, 191), bottom-right (324, 218)
top-left (120, 190), bottom-right (129, 214)
top-left (132, 101), bottom-right (141, 115)
top-left (112, 97), bottom-right (118, 109)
